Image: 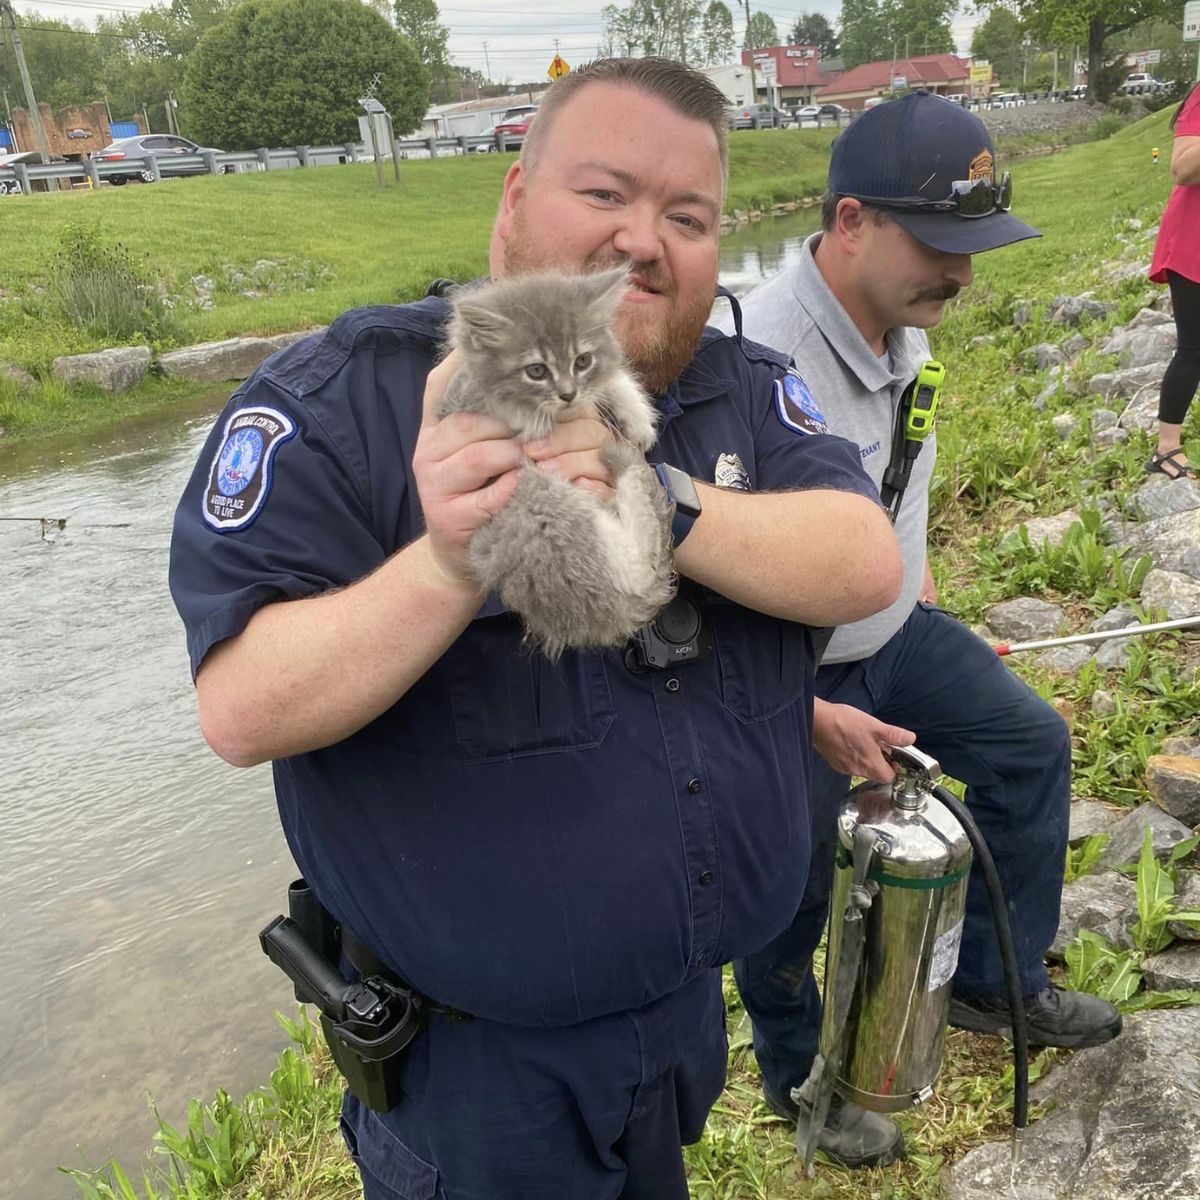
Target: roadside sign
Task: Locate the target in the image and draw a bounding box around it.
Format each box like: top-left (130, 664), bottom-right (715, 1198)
top-left (547, 55), bottom-right (570, 80)
top-left (969, 61), bottom-right (991, 86)
top-left (891, 74), bottom-right (907, 90)
top-left (759, 57), bottom-right (777, 80)
top-left (1186, 1), bottom-right (1200, 41)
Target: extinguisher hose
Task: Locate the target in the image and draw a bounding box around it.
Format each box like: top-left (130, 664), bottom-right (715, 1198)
top-left (931, 784), bottom-right (1029, 1134)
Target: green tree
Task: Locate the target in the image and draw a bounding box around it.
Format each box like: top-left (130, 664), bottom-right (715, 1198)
top-left (789, 12), bottom-right (839, 58)
top-left (393, 0), bottom-right (449, 89)
top-left (970, 7), bottom-right (1023, 85)
top-left (0, 16), bottom-right (105, 110)
top-left (700, 1), bottom-right (735, 63)
top-left (839, 0), bottom-right (889, 66)
top-left (599, 1), bottom-right (707, 61)
top-left (976, 0), bottom-right (1174, 100)
top-left (180, 0), bottom-right (429, 149)
top-left (744, 10), bottom-right (779, 48)
top-left (882, 0), bottom-right (955, 58)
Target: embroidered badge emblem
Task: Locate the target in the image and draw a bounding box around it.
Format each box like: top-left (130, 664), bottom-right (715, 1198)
top-left (967, 148), bottom-right (993, 183)
top-left (202, 406), bottom-right (296, 531)
top-left (774, 371), bottom-right (828, 436)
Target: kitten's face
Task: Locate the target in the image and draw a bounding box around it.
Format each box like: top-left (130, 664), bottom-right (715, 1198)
top-left (451, 269), bottom-right (628, 441)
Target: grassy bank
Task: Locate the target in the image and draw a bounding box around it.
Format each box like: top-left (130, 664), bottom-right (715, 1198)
top-left (0, 110), bottom-right (1131, 446)
top-left (63, 106), bottom-right (1200, 1200)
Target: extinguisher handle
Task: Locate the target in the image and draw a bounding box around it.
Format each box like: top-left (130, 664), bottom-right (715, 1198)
top-left (884, 743), bottom-right (943, 781)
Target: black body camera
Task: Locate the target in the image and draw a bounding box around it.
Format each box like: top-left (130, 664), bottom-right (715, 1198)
top-left (625, 590), bottom-right (710, 672)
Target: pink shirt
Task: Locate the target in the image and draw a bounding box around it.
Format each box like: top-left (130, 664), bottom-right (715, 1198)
top-left (1150, 87), bottom-right (1200, 285)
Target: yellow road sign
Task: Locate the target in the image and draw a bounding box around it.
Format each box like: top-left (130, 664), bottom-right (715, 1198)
top-left (969, 62), bottom-right (991, 86)
top-left (548, 55), bottom-right (570, 81)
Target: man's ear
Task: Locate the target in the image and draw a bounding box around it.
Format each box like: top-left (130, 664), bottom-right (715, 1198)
top-left (494, 162), bottom-right (526, 245)
top-left (834, 196), bottom-right (869, 249)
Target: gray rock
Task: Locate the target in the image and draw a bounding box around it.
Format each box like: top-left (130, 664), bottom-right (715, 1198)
top-left (1163, 736), bottom-right (1200, 756)
top-left (50, 346), bottom-right (151, 393)
top-left (1094, 637), bottom-right (1133, 669)
top-left (1090, 363), bottom-right (1164, 402)
top-left (1091, 604), bottom-right (1139, 632)
top-left (969, 623), bottom-right (996, 645)
top-left (1127, 306), bottom-right (1173, 330)
top-left (1063, 333), bottom-right (1091, 357)
top-left (1091, 690), bottom-right (1118, 718)
top-left (1134, 477), bottom-right (1200, 521)
top-left (1146, 756), bottom-right (1200, 828)
top-left (1050, 870), bottom-right (1138, 957)
top-left (1169, 871), bottom-right (1200, 941)
top-left (1023, 342), bottom-right (1067, 370)
top-left (1099, 801), bottom-right (1196, 870)
top-left (986, 597), bottom-right (1067, 640)
top-left (1104, 257), bottom-right (1153, 283)
top-left (1117, 387), bottom-right (1163, 433)
top-left (0, 361), bottom-right (35, 393)
top-left (1101, 325), bottom-right (1177, 369)
top-left (1012, 299), bottom-right (1033, 328)
top-left (1140, 569), bottom-right (1200, 619)
top-left (1053, 413), bottom-right (1080, 440)
top-left (1126, 217), bottom-right (1143, 231)
top-left (1091, 408), bottom-right (1119, 431)
top-left (1047, 294), bottom-right (1116, 326)
top-left (1092, 426), bottom-right (1129, 446)
top-left (1070, 796), bottom-right (1123, 841)
top-left (1116, 508), bottom-right (1200, 578)
top-left (943, 1009), bottom-right (1200, 1200)
top-left (156, 329), bottom-right (323, 384)
top-left (968, 334), bottom-right (996, 348)
top-left (1142, 942), bottom-right (1200, 991)
top-left (1038, 643), bottom-right (1095, 672)
top-left (1004, 509), bottom-right (1081, 550)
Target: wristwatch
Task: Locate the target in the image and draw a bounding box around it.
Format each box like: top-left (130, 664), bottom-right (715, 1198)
top-left (654, 462), bottom-right (702, 547)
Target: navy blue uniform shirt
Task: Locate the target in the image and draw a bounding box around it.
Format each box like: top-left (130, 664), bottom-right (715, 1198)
top-left (169, 296), bottom-right (878, 1028)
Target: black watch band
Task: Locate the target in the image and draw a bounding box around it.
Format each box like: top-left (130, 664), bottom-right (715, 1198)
top-left (654, 462), bottom-right (702, 547)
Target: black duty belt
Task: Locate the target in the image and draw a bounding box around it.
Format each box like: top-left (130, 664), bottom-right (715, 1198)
top-left (340, 927), bottom-right (474, 1022)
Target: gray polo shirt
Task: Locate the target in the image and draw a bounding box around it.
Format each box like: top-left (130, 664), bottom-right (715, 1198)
top-left (714, 233), bottom-right (934, 663)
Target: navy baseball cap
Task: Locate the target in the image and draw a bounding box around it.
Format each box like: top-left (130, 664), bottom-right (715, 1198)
top-left (827, 91), bottom-right (1040, 254)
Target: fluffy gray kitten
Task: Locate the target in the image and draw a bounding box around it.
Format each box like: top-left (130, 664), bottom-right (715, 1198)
top-left (438, 267), bottom-right (676, 659)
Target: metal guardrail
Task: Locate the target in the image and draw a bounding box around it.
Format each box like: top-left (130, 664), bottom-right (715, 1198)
top-left (0, 132), bottom-right (527, 193)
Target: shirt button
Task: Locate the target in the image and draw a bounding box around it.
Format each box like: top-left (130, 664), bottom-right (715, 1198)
top-left (698, 869), bottom-right (713, 885)
top-left (687, 778), bottom-right (702, 794)
top-left (665, 678), bottom-right (681, 693)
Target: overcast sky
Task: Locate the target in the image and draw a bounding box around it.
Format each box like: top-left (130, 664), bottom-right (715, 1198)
top-left (17, 0), bottom-right (979, 86)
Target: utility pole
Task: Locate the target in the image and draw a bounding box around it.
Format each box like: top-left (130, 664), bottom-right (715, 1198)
top-left (482, 40), bottom-right (491, 82)
top-left (0, 0), bottom-right (50, 162)
top-left (740, 0), bottom-right (757, 100)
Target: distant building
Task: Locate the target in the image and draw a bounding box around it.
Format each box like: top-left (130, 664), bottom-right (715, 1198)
top-left (9, 102), bottom-right (146, 158)
top-left (817, 54), bottom-right (971, 109)
top-left (739, 45), bottom-right (844, 106)
top-left (421, 92), bottom-right (549, 140)
top-left (701, 62), bottom-right (754, 107)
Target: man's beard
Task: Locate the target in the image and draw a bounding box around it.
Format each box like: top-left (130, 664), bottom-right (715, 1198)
top-left (503, 214), bottom-right (713, 396)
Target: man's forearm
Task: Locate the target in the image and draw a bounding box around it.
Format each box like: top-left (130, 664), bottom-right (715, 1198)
top-left (1172, 137), bottom-right (1200, 186)
top-left (674, 482), bottom-right (901, 626)
top-left (196, 535), bottom-right (483, 767)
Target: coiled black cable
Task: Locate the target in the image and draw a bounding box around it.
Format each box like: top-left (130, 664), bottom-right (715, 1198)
top-left (933, 784), bottom-right (1029, 1132)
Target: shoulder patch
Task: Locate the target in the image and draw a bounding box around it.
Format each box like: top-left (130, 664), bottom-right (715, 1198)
top-left (774, 371), bottom-right (828, 436)
top-left (202, 406), bottom-right (296, 532)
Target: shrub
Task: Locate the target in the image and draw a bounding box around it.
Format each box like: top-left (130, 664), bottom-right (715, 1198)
top-left (1091, 114), bottom-right (1125, 141)
top-left (47, 224), bottom-right (175, 343)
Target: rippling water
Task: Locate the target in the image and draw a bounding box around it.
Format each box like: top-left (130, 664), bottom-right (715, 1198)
top-left (0, 213), bottom-right (815, 1196)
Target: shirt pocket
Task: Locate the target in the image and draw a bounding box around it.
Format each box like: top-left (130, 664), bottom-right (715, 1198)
top-left (710, 602), bottom-right (811, 724)
top-left (446, 616), bottom-right (616, 761)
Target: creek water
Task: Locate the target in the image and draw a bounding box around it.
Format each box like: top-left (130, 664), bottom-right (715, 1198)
top-left (0, 206), bottom-right (821, 1197)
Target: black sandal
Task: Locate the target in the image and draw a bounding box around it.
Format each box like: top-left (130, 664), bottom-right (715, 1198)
top-left (1146, 448), bottom-right (1197, 480)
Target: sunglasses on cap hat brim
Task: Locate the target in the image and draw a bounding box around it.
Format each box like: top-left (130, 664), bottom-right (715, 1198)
top-left (842, 172), bottom-right (1014, 219)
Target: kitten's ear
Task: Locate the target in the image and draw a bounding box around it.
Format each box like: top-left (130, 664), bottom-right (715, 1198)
top-left (581, 266), bottom-right (631, 320)
top-left (453, 300), bottom-right (515, 350)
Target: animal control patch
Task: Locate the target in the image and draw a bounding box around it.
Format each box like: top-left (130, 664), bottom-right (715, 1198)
top-left (202, 406), bottom-right (296, 531)
top-left (774, 370), bottom-right (828, 436)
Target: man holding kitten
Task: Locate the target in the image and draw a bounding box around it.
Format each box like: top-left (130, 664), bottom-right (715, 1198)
top-left (170, 58), bottom-right (901, 1199)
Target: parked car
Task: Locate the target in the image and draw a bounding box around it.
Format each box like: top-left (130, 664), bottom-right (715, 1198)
top-left (91, 135), bottom-right (229, 185)
top-left (790, 104), bottom-right (821, 123)
top-left (817, 103), bottom-right (850, 119)
top-left (0, 149), bottom-right (66, 193)
top-left (1121, 73), bottom-right (1163, 95)
top-left (490, 105), bottom-right (537, 146)
top-left (1063, 84), bottom-right (1088, 101)
top-left (727, 102), bottom-right (789, 129)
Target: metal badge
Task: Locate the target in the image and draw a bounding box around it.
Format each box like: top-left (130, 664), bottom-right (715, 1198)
top-left (714, 452), bottom-right (750, 491)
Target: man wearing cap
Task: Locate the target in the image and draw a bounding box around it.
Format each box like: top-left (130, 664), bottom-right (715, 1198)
top-left (720, 91), bottom-right (1122, 1169)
